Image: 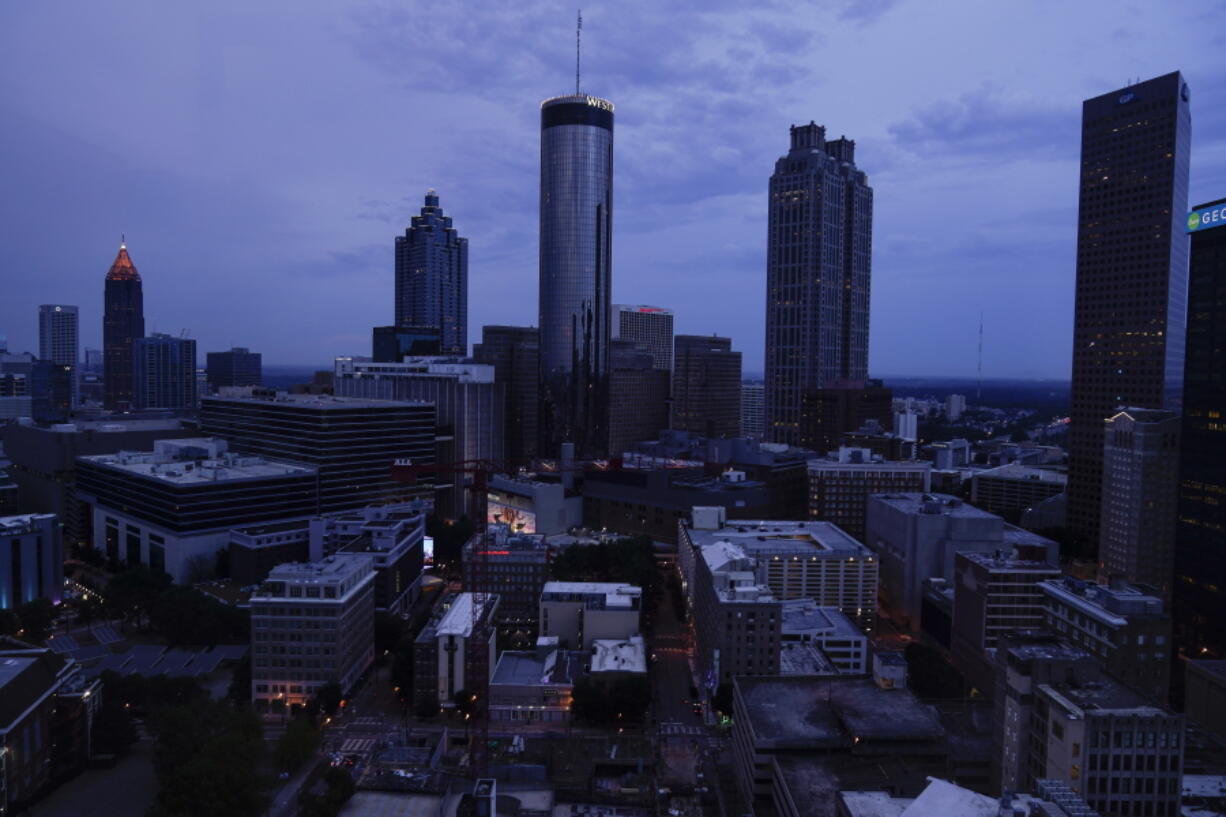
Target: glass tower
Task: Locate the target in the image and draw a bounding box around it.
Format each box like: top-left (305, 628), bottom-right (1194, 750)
top-left (103, 241), bottom-right (145, 411)
top-left (395, 190), bottom-right (468, 356)
top-left (1066, 72), bottom-right (1191, 550)
top-left (538, 94), bottom-right (614, 458)
top-left (765, 122), bottom-right (873, 446)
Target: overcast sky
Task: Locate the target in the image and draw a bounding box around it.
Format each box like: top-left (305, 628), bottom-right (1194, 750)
top-left (2, 1), bottom-right (1223, 378)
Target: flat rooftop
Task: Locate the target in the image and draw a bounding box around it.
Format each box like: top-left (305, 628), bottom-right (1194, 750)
top-left (687, 520), bottom-right (871, 556)
top-left (737, 676), bottom-right (943, 749)
top-left (1039, 576), bottom-right (1164, 623)
top-left (231, 519), bottom-right (312, 537)
top-left (490, 649), bottom-right (578, 686)
top-left (1188, 660), bottom-right (1226, 683)
top-left (0, 656), bottom-right (36, 689)
top-left (0, 513), bottom-right (54, 535)
top-left (958, 551), bottom-right (1060, 573)
top-left (780, 643), bottom-right (838, 676)
top-left (1039, 678), bottom-right (1169, 717)
top-left (591, 636), bottom-right (647, 674)
top-left (975, 463), bottom-right (1067, 485)
top-left (80, 441), bottom-right (316, 486)
top-left (871, 493), bottom-right (998, 519)
top-left (781, 602), bottom-right (863, 639)
top-left (264, 554), bottom-right (371, 584)
top-left (436, 593), bottom-right (497, 638)
top-left (204, 393), bottom-right (428, 410)
top-left (541, 581), bottom-right (642, 607)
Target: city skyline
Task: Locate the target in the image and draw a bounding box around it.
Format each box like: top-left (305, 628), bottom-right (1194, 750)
top-left (2, 3), bottom-right (1224, 379)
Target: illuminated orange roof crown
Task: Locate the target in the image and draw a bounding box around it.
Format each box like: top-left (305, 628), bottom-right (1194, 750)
top-left (106, 242), bottom-right (141, 282)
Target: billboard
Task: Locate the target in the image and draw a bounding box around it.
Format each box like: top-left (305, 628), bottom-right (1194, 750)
top-left (1188, 203), bottom-right (1226, 233)
top-left (422, 535), bottom-right (434, 567)
top-left (487, 493), bottom-right (537, 534)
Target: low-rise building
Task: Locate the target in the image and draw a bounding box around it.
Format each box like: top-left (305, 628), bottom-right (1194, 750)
top-left (951, 551), bottom-right (1062, 694)
top-left (732, 676), bottom-right (946, 817)
top-left (590, 635), bottom-right (647, 678)
top-left (538, 582), bottom-right (641, 650)
top-left (77, 438), bottom-right (318, 582)
top-left (250, 554), bottom-right (375, 709)
top-left (488, 637), bottom-right (580, 725)
top-left (866, 492), bottom-right (1058, 632)
top-left (808, 448), bottom-right (932, 541)
top-left (779, 600), bottom-right (868, 675)
top-left (486, 473), bottom-right (582, 535)
top-left (314, 504), bottom-right (426, 614)
top-left (1, 514), bottom-right (62, 610)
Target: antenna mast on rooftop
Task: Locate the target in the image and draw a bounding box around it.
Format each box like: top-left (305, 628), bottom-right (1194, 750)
top-left (576, 10), bottom-right (582, 94)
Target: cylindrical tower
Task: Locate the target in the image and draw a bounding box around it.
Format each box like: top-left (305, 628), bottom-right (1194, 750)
top-left (103, 241), bottom-right (145, 411)
top-left (538, 94), bottom-right (614, 458)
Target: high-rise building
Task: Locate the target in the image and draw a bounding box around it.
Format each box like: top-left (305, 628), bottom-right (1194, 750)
top-left (945, 393), bottom-right (966, 422)
top-left (607, 339), bottom-right (669, 455)
top-left (461, 525), bottom-right (549, 648)
top-left (797, 379), bottom-right (892, 454)
top-left (473, 325), bottom-right (539, 463)
top-left (740, 382), bottom-right (765, 438)
top-left (103, 241), bottom-right (145, 411)
top-left (132, 333), bottom-right (197, 410)
top-left (808, 448), bottom-right (932, 541)
top-left (395, 190), bottom-right (468, 356)
top-left (673, 335), bottom-right (741, 438)
top-left (1099, 408), bottom-right (1180, 597)
top-left (1067, 72), bottom-right (1191, 550)
top-left (1, 513), bottom-right (63, 609)
top-left (538, 94), bottom-right (614, 459)
top-left (613, 304), bottom-right (673, 370)
top-left (38, 304), bottom-right (78, 407)
top-left (199, 393), bottom-right (435, 513)
top-left (371, 325), bottom-right (441, 363)
top-left (28, 361), bottom-right (74, 424)
top-left (1175, 197), bottom-right (1226, 656)
top-left (205, 347), bottom-right (262, 390)
top-left (765, 122), bottom-right (873, 446)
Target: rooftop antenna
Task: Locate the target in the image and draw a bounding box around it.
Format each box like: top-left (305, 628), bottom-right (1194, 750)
top-left (575, 9), bottom-right (582, 95)
top-left (977, 310), bottom-right (984, 404)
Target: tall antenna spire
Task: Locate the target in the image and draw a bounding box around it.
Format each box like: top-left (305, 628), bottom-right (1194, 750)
top-left (977, 310), bottom-right (984, 403)
top-left (576, 9), bottom-right (582, 95)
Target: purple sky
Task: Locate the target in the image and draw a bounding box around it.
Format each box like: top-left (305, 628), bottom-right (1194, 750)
top-left (2, 2), bottom-right (1223, 378)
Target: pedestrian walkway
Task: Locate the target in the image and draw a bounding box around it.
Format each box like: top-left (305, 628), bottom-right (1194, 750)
top-left (340, 736), bottom-right (378, 755)
top-left (658, 722), bottom-right (707, 737)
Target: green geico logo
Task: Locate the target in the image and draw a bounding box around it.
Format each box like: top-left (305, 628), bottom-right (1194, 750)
top-left (1188, 211), bottom-right (1201, 230)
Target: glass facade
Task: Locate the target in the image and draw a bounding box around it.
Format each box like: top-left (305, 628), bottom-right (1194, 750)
top-left (103, 243), bottom-right (145, 411)
top-left (395, 191), bottom-right (468, 356)
top-left (538, 95), bottom-right (614, 459)
top-left (1067, 72), bottom-right (1191, 548)
top-left (765, 123), bottom-right (873, 446)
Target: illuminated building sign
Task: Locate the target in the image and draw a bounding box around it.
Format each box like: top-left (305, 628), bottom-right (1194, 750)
top-left (487, 494), bottom-right (536, 534)
top-left (422, 535), bottom-right (434, 566)
top-left (1188, 203), bottom-right (1226, 233)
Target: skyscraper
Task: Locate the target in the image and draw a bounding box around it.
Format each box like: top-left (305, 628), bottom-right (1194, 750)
top-left (607, 339), bottom-right (669, 456)
top-left (473, 325), bottom-right (539, 463)
top-left (103, 241), bottom-right (145, 411)
top-left (38, 305), bottom-right (78, 367)
top-left (132, 333), bottom-right (198, 410)
top-left (538, 94), bottom-right (614, 458)
top-left (1067, 72), bottom-right (1191, 549)
top-left (395, 190), bottom-right (468, 356)
top-left (613, 304), bottom-right (673, 370)
top-left (1176, 197), bottom-right (1226, 655)
top-left (765, 122), bottom-right (873, 446)
top-left (205, 347), bottom-right (262, 390)
top-left (673, 335), bottom-right (741, 439)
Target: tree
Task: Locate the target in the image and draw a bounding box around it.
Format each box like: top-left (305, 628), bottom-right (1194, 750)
top-left (903, 642), bottom-right (967, 699)
top-left (227, 654), bottom-right (253, 705)
top-left (106, 566), bottom-right (171, 630)
top-left (313, 681), bottom-right (344, 717)
top-left (453, 688), bottom-right (478, 718)
top-left (375, 611), bottom-right (404, 656)
top-left (712, 683), bottom-right (734, 717)
top-left (91, 696), bottom-right (138, 756)
top-left (15, 598), bottom-right (55, 643)
top-left (274, 715), bottom-right (319, 773)
top-left (148, 585), bottom-right (249, 646)
top-left (414, 699), bottom-right (440, 720)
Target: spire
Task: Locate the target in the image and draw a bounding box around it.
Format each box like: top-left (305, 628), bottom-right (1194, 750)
top-left (106, 240), bottom-right (141, 282)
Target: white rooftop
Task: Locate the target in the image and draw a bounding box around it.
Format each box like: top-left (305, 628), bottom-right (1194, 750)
top-left (591, 636), bottom-right (647, 674)
top-left (80, 438), bottom-right (315, 485)
top-left (541, 581), bottom-right (642, 608)
top-left (688, 519), bottom-right (872, 556)
top-left (436, 593), bottom-right (497, 638)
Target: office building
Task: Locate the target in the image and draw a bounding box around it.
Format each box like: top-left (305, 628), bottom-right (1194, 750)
top-left (945, 393), bottom-right (966, 422)
top-left (808, 448), bottom-right (932, 541)
top-left (28, 361), bottom-right (73, 424)
top-left (76, 438), bottom-right (319, 581)
top-left (461, 525), bottom-right (549, 647)
top-left (778, 599), bottom-right (868, 675)
top-left (250, 554), bottom-right (375, 709)
top-left (38, 304), bottom-right (78, 407)
top-left (538, 93), bottom-right (614, 459)
top-left (0, 646), bottom-right (100, 814)
top-left (993, 631), bottom-right (1100, 794)
top-left (741, 382), bottom-right (765, 438)
top-left (607, 339), bottom-right (670, 456)
top-left (200, 392), bottom-right (435, 513)
top-left (798, 379), bottom-right (892, 454)
top-left (1183, 660), bottom-right (1226, 743)
top-left (1068, 72), bottom-right (1191, 549)
top-left (83, 348), bottom-right (102, 374)
top-left (893, 410), bottom-right (918, 441)
top-left (205, 347), bottom-right (262, 390)
top-left (732, 676), bottom-right (945, 817)
top-left (971, 463), bottom-right (1067, 521)
top-left (473, 325), bottom-right (539, 463)
top-left (0, 514), bottom-right (63, 610)
top-left (930, 438), bottom-right (972, 470)
top-left (132, 333), bottom-right (196, 410)
top-left (0, 468), bottom-right (17, 515)
top-left (332, 357), bottom-right (501, 517)
top-left (412, 592), bottom-right (499, 710)
top-left (372, 325), bottom-right (441, 363)
top-left (1176, 197), bottom-right (1226, 655)
top-left (1099, 408), bottom-right (1180, 598)
top-left (613, 304), bottom-right (673, 370)
top-left (866, 492), bottom-right (1056, 633)
top-left (395, 189), bottom-right (468, 356)
top-left (538, 582), bottom-right (641, 650)
top-left (951, 550), bottom-right (1062, 693)
top-left (102, 240), bottom-right (145, 411)
top-left (765, 122), bottom-right (873, 446)
top-left (673, 335), bottom-right (741, 438)
top-left (1040, 576), bottom-right (1172, 704)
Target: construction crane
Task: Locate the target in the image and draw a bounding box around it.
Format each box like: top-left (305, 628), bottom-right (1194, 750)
top-left (389, 455), bottom-right (597, 778)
